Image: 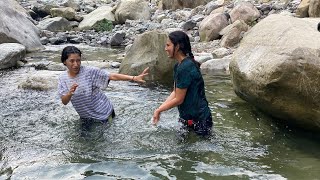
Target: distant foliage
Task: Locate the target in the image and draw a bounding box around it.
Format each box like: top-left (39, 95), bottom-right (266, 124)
top-left (93, 19), bottom-right (113, 32)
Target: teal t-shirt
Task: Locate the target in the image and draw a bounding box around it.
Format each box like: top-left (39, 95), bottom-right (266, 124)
top-left (174, 57), bottom-right (211, 122)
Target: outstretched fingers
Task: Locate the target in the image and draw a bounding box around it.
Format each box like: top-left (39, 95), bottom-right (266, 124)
top-left (141, 67), bottom-right (149, 75)
top-left (70, 83), bottom-right (78, 93)
top-left (135, 67), bottom-right (149, 83)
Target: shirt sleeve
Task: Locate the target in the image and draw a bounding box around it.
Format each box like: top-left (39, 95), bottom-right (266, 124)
top-left (90, 67), bottom-right (110, 88)
top-left (58, 75), bottom-right (69, 97)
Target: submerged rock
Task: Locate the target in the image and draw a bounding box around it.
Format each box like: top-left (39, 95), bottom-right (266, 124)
top-left (18, 70), bottom-right (60, 91)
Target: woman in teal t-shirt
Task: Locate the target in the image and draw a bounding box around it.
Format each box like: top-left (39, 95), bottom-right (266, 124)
top-left (153, 31), bottom-right (213, 136)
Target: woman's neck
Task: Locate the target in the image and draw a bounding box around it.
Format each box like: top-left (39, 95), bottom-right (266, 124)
top-left (175, 53), bottom-right (187, 63)
top-left (68, 70), bottom-right (79, 78)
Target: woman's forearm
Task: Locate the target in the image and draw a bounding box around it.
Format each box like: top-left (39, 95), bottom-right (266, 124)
top-left (157, 88), bottom-right (186, 113)
top-left (61, 92), bottom-right (73, 105)
top-left (157, 97), bottom-right (183, 113)
top-left (164, 91), bottom-right (175, 103)
top-left (109, 73), bottom-right (134, 81)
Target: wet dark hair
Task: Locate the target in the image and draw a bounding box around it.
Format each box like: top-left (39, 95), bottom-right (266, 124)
top-left (61, 46), bottom-right (82, 64)
top-left (168, 31), bottom-right (200, 68)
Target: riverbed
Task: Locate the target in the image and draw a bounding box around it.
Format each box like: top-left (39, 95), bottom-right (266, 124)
top-left (0, 45), bottom-right (319, 179)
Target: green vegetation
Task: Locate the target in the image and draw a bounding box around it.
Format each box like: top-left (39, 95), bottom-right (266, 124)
top-left (92, 19), bottom-right (113, 32)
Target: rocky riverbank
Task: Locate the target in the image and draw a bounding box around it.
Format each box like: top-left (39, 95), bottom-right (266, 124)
top-left (15, 0), bottom-right (301, 47)
top-left (1, 0), bottom-right (305, 73)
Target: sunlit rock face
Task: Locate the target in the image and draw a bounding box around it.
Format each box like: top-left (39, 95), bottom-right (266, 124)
top-left (230, 14), bottom-right (320, 131)
top-left (119, 30), bottom-right (175, 85)
top-left (0, 0), bottom-right (43, 52)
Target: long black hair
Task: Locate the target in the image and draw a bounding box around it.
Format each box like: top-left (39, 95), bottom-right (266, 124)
top-left (168, 31), bottom-right (200, 68)
top-left (61, 46), bottom-right (82, 64)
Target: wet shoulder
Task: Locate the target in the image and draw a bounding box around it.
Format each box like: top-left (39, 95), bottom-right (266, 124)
top-left (177, 58), bottom-right (198, 73)
top-left (83, 66), bottom-right (98, 72)
top-left (82, 66), bottom-right (101, 75)
top-left (58, 70), bottom-right (69, 81)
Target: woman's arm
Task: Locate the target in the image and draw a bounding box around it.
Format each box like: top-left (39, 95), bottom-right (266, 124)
top-left (164, 90), bottom-right (176, 104)
top-left (153, 88), bottom-right (187, 124)
top-left (61, 92), bottom-right (73, 105)
top-left (61, 83), bottom-right (78, 105)
top-left (161, 82), bottom-right (176, 104)
top-left (108, 73), bottom-right (135, 81)
top-left (109, 67), bottom-right (149, 83)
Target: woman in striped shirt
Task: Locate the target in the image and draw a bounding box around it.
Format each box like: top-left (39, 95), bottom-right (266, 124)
top-left (58, 46), bottom-right (149, 122)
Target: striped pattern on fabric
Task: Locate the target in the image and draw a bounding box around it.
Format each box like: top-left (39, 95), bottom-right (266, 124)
top-left (58, 66), bottom-right (113, 120)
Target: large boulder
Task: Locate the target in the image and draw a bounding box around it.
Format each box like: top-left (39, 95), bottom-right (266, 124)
top-left (309, 0), bottom-right (320, 17)
top-left (19, 70), bottom-right (60, 91)
top-left (37, 17), bottom-right (72, 32)
top-left (230, 14), bottom-right (320, 131)
top-left (220, 20), bottom-right (249, 47)
top-left (78, 6), bottom-right (115, 30)
top-left (296, 0), bottom-right (310, 18)
top-left (114, 0), bottom-right (151, 24)
top-left (0, 0), bottom-right (43, 52)
top-left (50, 7), bottom-right (76, 21)
top-left (199, 13), bottom-right (229, 42)
top-left (119, 31), bottom-right (175, 85)
top-left (0, 43), bottom-right (26, 70)
top-left (229, 2), bottom-right (260, 25)
top-left (201, 57), bottom-right (231, 75)
top-left (62, 0), bottom-right (81, 11)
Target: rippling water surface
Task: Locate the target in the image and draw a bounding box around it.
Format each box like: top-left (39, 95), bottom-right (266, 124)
top-left (0, 45), bottom-right (319, 179)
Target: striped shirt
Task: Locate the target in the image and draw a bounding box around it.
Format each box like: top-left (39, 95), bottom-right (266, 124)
top-left (58, 66), bottom-right (113, 120)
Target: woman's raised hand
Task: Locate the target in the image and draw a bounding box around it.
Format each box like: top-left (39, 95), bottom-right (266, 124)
top-left (69, 83), bottom-right (78, 95)
top-left (134, 67), bottom-right (149, 83)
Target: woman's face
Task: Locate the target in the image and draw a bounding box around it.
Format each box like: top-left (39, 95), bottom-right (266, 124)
top-left (64, 53), bottom-right (81, 76)
top-left (165, 39), bottom-right (176, 59)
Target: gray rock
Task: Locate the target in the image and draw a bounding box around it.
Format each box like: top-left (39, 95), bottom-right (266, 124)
top-left (220, 20), bottom-right (249, 48)
top-left (78, 6), bottom-right (115, 30)
top-left (50, 7), bottom-right (76, 21)
top-left (161, 0), bottom-right (211, 10)
top-left (110, 32), bottom-right (126, 46)
top-left (201, 57), bottom-right (231, 74)
top-left (37, 17), bottom-right (72, 32)
top-left (309, 0), bottom-right (320, 17)
top-left (181, 20), bottom-right (197, 31)
top-left (199, 13), bottom-right (229, 41)
top-left (0, 43), bottom-right (26, 70)
top-left (114, 0), bottom-right (151, 24)
top-left (18, 70), bottom-right (60, 91)
top-left (119, 30), bottom-right (175, 85)
top-left (0, 0), bottom-right (43, 52)
top-left (229, 2), bottom-right (260, 24)
top-left (230, 14), bottom-right (320, 131)
top-left (111, 62), bottom-right (121, 68)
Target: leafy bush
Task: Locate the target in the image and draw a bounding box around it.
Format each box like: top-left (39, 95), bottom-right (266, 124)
top-left (92, 19), bottom-right (113, 32)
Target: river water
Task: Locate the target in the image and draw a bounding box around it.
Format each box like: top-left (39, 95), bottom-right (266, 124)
top-left (0, 45), bottom-right (319, 179)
